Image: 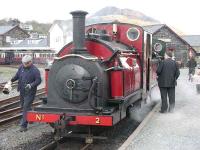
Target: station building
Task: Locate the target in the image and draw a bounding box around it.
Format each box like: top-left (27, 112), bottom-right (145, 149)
top-left (143, 24), bottom-right (196, 66)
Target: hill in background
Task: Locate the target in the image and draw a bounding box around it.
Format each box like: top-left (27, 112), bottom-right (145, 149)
top-left (57, 6), bottom-right (161, 36)
top-left (87, 6), bottom-right (159, 25)
top-left (0, 7), bottom-right (183, 35)
top-left (2, 6), bottom-right (160, 34)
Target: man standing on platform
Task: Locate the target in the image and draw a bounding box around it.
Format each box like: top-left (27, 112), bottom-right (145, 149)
top-left (156, 51), bottom-right (180, 113)
top-left (8, 55), bottom-right (41, 131)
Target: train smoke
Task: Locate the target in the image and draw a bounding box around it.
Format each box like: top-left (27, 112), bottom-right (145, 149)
top-left (129, 86), bottom-right (161, 123)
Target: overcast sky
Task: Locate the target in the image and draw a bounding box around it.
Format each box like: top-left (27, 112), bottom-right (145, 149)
top-left (1, 0), bottom-right (199, 35)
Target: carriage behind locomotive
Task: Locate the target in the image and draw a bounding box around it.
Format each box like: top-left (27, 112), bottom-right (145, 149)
top-left (27, 11), bottom-right (165, 139)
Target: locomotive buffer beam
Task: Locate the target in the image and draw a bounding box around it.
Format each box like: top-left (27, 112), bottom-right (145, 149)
top-left (54, 115), bottom-right (73, 129)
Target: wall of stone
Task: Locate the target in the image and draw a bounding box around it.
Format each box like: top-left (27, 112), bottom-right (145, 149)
top-left (2, 26), bottom-right (29, 46)
top-left (153, 27), bottom-right (189, 66)
top-left (154, 27), bottom-right (189, 50)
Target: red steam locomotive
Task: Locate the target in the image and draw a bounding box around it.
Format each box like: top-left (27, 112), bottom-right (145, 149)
top-left (27, 11), bottom-right (161, 141)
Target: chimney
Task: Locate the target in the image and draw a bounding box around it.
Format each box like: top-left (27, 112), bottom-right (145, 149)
top-left (70, 10), bottom-right (88, 54)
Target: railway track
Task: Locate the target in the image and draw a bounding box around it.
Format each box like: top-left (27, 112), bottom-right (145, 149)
top-left (39, 139), bottom-right (92, 150)
top-left (0, 88), bottom-right (45, 126)
top-left (0, 81), bottom-right (18, 90)
top-left (0, 88), bottom-right (44, 109)
top-left (38, 102), bottom-right (159, 150)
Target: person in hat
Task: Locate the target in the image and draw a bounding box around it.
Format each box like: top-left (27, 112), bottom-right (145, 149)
top-left (8, 55), bottom-right (41, 131)
top-left (156, 51), bottom-right (180, 113)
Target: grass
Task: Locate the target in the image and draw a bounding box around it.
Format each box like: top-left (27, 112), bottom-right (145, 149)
top-left (0, 66), bottom-right (18, 81)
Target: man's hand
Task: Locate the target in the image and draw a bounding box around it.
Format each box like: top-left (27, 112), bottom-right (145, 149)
top-left (25, 84), bottom-right (31, 91)
top-left (7, 81), bottom-right (12, 85)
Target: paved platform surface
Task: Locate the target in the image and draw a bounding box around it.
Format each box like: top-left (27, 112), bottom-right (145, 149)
top-left (119, 69), bottom-right (200, 150)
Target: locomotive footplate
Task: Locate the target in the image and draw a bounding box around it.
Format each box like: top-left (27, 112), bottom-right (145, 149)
top-left (33, 105), bottom-right (117, 115)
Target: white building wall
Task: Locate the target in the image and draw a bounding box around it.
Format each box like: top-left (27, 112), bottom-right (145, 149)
top-left (49, 24), bottom-right (64, 53)
top-left (64, 31), bottom-right (73, 45)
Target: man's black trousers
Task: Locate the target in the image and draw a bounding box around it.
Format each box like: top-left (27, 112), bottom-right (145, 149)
top-left (159, 87), bottom-right (175, 112)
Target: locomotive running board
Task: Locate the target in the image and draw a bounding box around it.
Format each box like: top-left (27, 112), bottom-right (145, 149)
top-left (54, 54), bottom-right (98, 61)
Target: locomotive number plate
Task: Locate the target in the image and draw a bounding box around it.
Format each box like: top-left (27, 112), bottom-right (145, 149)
top-left (95, 117), bottom-right (100, 124)
top-left (35, 114), bottom-right (45, 121)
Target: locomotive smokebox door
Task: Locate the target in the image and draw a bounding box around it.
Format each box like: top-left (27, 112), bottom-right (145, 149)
top-left (55, 63), bottom-right (92, 103)
top-left (47, 56), bottom-right (109, 110)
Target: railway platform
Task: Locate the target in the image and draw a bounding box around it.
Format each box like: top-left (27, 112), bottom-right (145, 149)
top-left (119, 69), bottom-right (200, 150)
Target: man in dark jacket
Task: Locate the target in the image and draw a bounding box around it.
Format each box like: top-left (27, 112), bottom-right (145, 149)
top-left (156, 51), bottom-right (180, 113)
top-left (9, 55), bottom-right (41, 131)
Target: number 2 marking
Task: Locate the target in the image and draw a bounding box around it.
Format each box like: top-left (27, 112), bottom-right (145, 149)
top-left (96, 117), bottom-right (100, 124)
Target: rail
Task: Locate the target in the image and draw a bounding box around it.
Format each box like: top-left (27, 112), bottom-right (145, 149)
top-left (0, 88), bottom-right (45, 126)
top-left (0, 81), bottom-right (18, 90)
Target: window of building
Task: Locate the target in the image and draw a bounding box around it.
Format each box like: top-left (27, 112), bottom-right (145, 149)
top-left (6, 36), bottom-right (11, 42)
top-left (55, 37), bottom-right (61, 42)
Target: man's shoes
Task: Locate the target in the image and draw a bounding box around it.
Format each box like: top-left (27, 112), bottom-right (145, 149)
top-left (168, 109), bottom-right (174, 113)
top-left (159, 110), bottom-right (167, 113)
top-left (19, 127), bottom-right (27, 132)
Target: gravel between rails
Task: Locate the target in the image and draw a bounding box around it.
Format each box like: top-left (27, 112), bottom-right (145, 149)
top-left (0, 123), bottom-right (54, 150)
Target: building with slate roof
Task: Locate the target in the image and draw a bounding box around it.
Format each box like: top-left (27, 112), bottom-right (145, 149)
top-left (0, 25), bottom-right (55, 64)
top-left (182, 35), bottom-right (200, 55)
top-left (0, 25), bottom-right (29, 47)
top-left (182, 35), bottom-right (200, 63)
top-left (143, 24), bottom-right (196, 66)
top-left (0, 37), bottom-right (55, 64)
